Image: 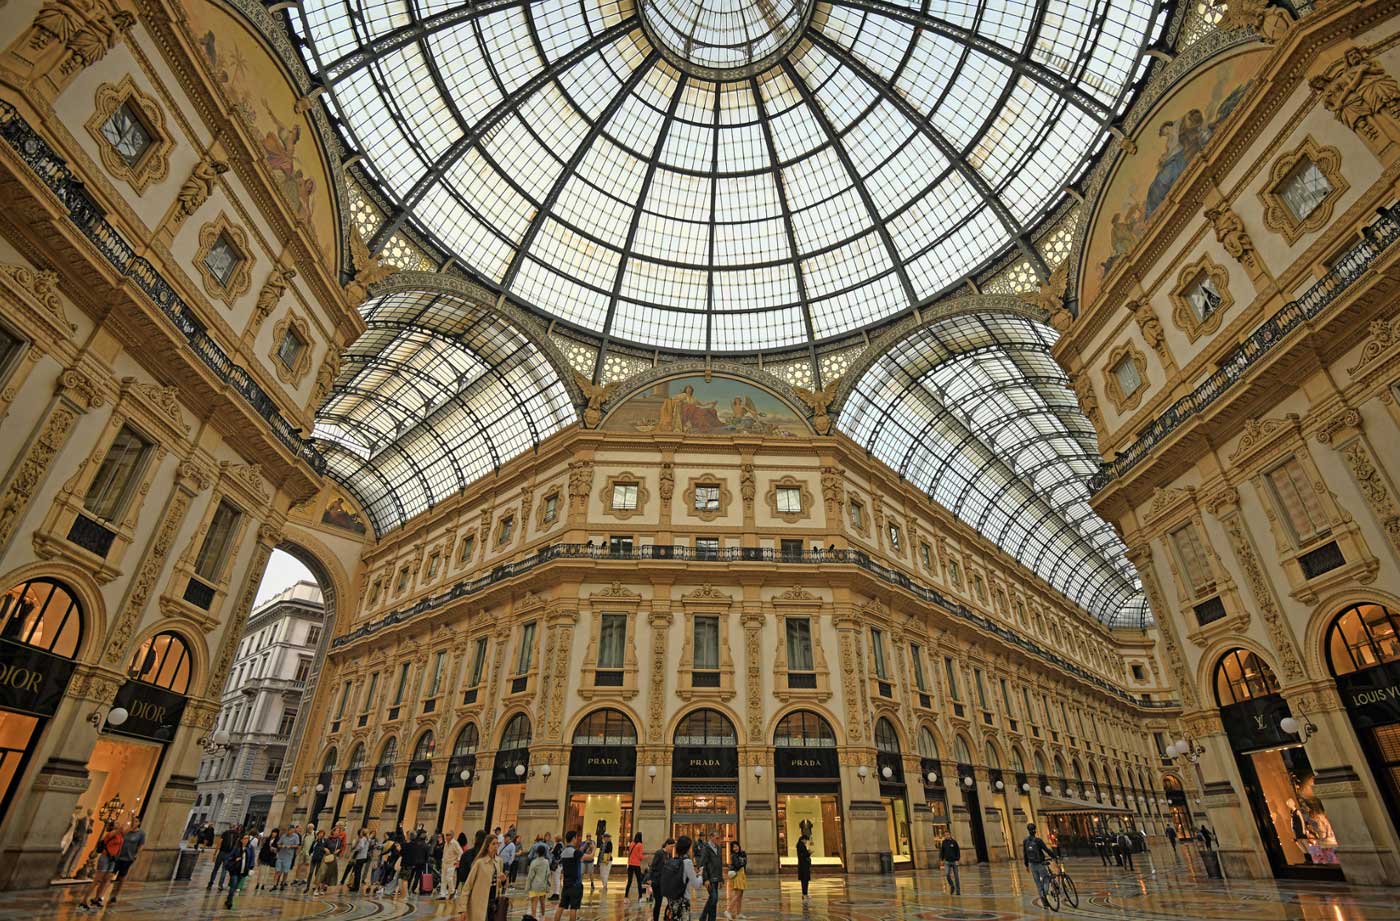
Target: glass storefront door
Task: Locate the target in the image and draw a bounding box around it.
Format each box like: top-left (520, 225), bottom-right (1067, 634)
top-left (881, 794), bottom-right (912, 863)
top-left (490, 782), bottom-right (524, 832)
top-left (671, 792), bottom-right (737, 852)
top-left (566, 792), bottom-right (633, 849)
top-left (1237, 744), bottom-right (1341, 874)
top-left (776, 792), bottom-right (843, 867)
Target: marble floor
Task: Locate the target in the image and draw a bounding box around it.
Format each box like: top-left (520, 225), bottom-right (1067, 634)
top-left (0, 848), bottom-right (1394, 920)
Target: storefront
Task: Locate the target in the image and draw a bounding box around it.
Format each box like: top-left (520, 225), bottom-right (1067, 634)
top-left (333, 744), bottom-right (366, 826)
top-left (1215, 648), bottom-right (1343, 880)
top-left (1162, 775), bottom-right (1194, 839)
top-left (0, 578), bottom-right (84, 832)
top-left (874, 718), bottom-right (912, 866)
top-left (486, 713), bottom-right (530, 832)
top-left (78, 631), bottom-right (192, 860)
top-left (365, 737), bottom-right (397, 829)
top-left (773, 711), bottom-right (844, 870)
top-left (1327, 602), bottom-right (1400, 840)
top-left (565, 709), bottom-right (636, 854)
top-left (949, 736), bottom-right (986, 863)
top-left (308, 749), bottom-right (336, 827)
top-left (916, 728), bottom-right (948, 840)
top-left (399, 730), bottom-right (435, 835)
top-left (437, 724), bottom-right (479, 835)
top-left (671, 709), bottom-right (739, 848)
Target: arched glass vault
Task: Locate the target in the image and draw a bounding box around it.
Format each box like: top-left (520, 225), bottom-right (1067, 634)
top-left (840, 312), bottom-right (1147, 627)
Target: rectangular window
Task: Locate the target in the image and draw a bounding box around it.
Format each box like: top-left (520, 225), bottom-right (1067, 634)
top-left (293, 656), bottom-right (312, 683)
top-left (776, 486), bottom-right (802, 514)
top-left (611, 483), bottom-right (639, 510)
top-left (919, 542), bottom-right (932, 568)
top-left (426, 552), bottom-right (441, 579)
top-left (1184, 272), bottom-right (1223, 323)
top-left (369, 579), bottom-right (382, 605)
top-left (887, 523), bottom-right (901, 550)
top-left (973, 574), bottom-right (986, 602)
top-left (362, 672), bottom-right (379, 712)
top-left (305, 625), bottom-right (321, 647)
top-left (947, 559), bottom-right (961, 586)
top-left (276, 326), bottom-right (306, 370)
top-left (974, 669), bottom-right (989, 709)
top-left (334, 681), bottom-right (352, 719)
top-left (780, 538), bottom-right (804, 560)
top-left (392, 662), bottom-right (410, 705)
top-left (1000, 678), bottom-right (1014, 715)
top-left (1169, 522), bottom-right (1214, 595)
top-left (849, 500), bottom-right (864, 529)
top-left (543, 494), bottom-right (559, 522)
top-left (83, 425), bottom-right (153, 521)
top-left (1022, 687), bottom-right (1035, 724)
top-left (203, 233), bottom-right (241, 285)
top-left (870, 628), bottom-right (888, 679)
top-left (1112, 355), bottom-right (1143, 398)
top-left (515, 622), bottom-right (537, 674)
top-left (786, 618), bottom-right (814, 672)
top-left (193, 500), bottom-right (241, 581)
top-left (1267, 457), bottom-right (1329, 543)
top-left (0, 323), bottom-right (23, 382)
top-left (277, 707), bottom-right (298, 736)
top-left (944, 657), bottom-right (960, 700)
top-left (693, 616), bottom-right (720, 670)
top-left (469, 636), bottom-right (489, 685)
top-left (609, 535), bottom-right (634, 554)
top-left (264, 759), bottom-right (283, 781)
top-left (693, 484), bottom-right (720, 511)
top-left (694, 537), bottom-right (720, 559)
top-left (1279, 157), bottom-right (1332, 221)
top-left (396, 567), bottom-right (409, 592)
top-left (498, 516), bottom-right (514, 544)
top-left (101, 101), bottom-right (152, 166)
top-left (911, 644), bottom-right (927, 691)
top-left (598, 614), bottom-right (627, 669)
top-left (458, 535), bottom-right (475, 563)
top-left (428, 650), bottom-right (447, 697)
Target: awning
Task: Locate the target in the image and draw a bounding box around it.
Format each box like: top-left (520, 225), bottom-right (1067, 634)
top-left (1034, 794), bottom-right (1134, 815)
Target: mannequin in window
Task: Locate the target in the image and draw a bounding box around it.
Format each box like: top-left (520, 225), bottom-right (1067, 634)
top-left (58, 807), bottom-right (93, 878)
top-left (1286, 798), bottom-right (1312, 860)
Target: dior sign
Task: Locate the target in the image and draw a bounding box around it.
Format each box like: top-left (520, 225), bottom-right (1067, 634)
top-left (0, 639), bottom-right (76, 718)
top-left (107, 679), bottom-right (187, 743)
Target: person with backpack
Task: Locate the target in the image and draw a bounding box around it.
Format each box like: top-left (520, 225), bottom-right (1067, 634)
top-left (307, 830), bottom-right (328, 895)
top-left (552, 830), bottom-right (586, 921)
top-left (697, 830), bottom-right (723, 921)
top-left (649, 838), bottom-right (674, 921)
top-left (725, 840), bottom-right (747, 919)
top-left (938, 830), bottom-right (961, 895)
top-left (1198, 824), bottom-right (1215, 849)
top-left (550, 834), bottom-right (565, 899)
top-left (76, 821), bottom-right (123, 910)
top-left (222, 834), bottom-right (252, 910)
top-left (377, 833), bottom-right (402, 897)
top-left (208, 823), bottom-right (239, 891)
top-left (626, 832), bottom-right (646, 902)
top-left (655, 835), bottom-right (703, 921)
top-left (1022, 823), bottom-right (1059, 908)
top-left (401, 829), bottom-right (431, 899)
top-left (796, 832), bottom-right (814, 903)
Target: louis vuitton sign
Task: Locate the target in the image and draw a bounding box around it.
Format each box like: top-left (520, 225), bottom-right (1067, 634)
top-left (1220, 695), bottom-right (1298, 754)
top-left (1337, 661), bottom-right (1400, 730)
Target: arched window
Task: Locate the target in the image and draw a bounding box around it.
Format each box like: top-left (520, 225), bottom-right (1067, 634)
top-left (1071, 759), bottom-right (1084, 783)
top-left (499, 713), bottom-right (532, 751)
top-left (874, 718), bottom-right (901, 754)
top-left (453, 724), bottom-right (480, 757)
top-left (1327, 603), bottom-right (1400, 675)
top-left (128, 630), bottom-right (192, 694)
top-left (1088, 763), bottom-right (1100, 787)
top-left (1010, 746), bottom-right (1026, 773)
top-left (1053, 754), bottom-right (1067, 777)
top-left (953, 735), bottom-right (972, 765)
top-left (1214, 649), bottom-right (1280, 706)
top-left (775, 711), bottom-right (836, 749)
top-left (574, 709), bottom-right (638, 746)
top-left (1033, 751), bottom-right (1047, 775)
top-left (347, 744), bottom-right (366, 772)
top-left (0, 578), bottom-right (83, 657)
top-left (984, 742), bottom-right (1001, 770)
top-left (916, 727), bottom-right (939, 761)
top-left (1162, 775), bottom-right (1183, 793)
top-left (378, 737), bottom-right (398, 766)
top-left (321, 748), bottom-right (338, 773)
top-left (412, 730), bottom-right (435, 761)
top-left (675, 709), bottom-right (736, 747)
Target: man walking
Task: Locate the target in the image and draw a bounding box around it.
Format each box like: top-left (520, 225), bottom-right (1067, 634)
top-left (1021, 823), bottom-right (1058, 909)
top-left (1093, 831), bottom-right (1111, 866)
top-left (208, 824), bottom-right (239, 891)
top-left (698, 830), bottom-right (723, 921)
top-left (1116, 830), bottom-right (1135, 871)
top-left (552, 830), bottom-right (585, 921)
top-left (938, 829), bottom-right (961, 895)
top-left (581, 833), bottom-right (596, 892)
top-left (1166, 825), bottom-right (1178, 858)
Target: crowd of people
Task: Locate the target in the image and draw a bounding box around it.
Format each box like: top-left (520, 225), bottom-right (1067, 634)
top-left (189, 820), bottom-right (765, 920)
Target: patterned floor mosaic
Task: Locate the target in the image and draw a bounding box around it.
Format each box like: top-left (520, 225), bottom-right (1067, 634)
top-left (0, 847), bottom-right (1395, 920)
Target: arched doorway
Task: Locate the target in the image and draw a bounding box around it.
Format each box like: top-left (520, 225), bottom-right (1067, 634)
top-left (333, 743), bottom-right (366, 825)
top-left (1214, 648), bottom-right (1341, 879)
top-left (0, 578), bottom-right (84, 847)
top-left (876, 718), bottom-right (913, 866)
top-left (366, 737), bottom-right (397, 827)
top-left (487, 714), bottom-right (530, 831)
top-left (952, 734), bottom-right (985, 863)
top-left (399, 730), bottom-right (436, 835)
top-left (310, 748), bottom-right (337, 827)
top-left (773, 710), bottom-right (844, 870)
top-left (671, 709), bottom-right (739, 846)
top-left (986, 742), bottom-right (1014, 859)
top-left (1326, 602), bottom-right (1400, 842)
top-left (566, 709), bottom-right (637, 857)
top-left (917, 726), bottom-right (949, 840)
top-left (1162, 775), bottom-right (1193, 839)
top-left (438, 723), bottom-right (479, 834)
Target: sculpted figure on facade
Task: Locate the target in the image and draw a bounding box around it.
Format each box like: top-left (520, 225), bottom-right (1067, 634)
top-left (250, 266), bottom-right (295, 335)
top-left (573, 372), bottom-right (622, 428)
top-left (1204, 206), bottom-right (1259, 273)
top-left (1311, 47), bottom-right (1400, 137)
top-left (173, 157), bottom-right (228, 227)
top-left (342, 229), bottom-right (398, 306)
top-left (1218, 0), bottom-right (1294, 43)
top-left (25, 0), bottom-right (134, 81)
top-left (793, 379), bottom-right (838, 435)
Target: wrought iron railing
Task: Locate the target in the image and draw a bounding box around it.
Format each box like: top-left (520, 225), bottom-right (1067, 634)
top-left (336, 542), bottom-right (1179, 708)
top-left (0, 101), bottom-right (327, 474)
top-left (1089, 204), bottom-right (1400, 493)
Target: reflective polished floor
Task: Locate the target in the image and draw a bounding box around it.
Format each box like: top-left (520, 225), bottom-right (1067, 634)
top-left (1, 847), bottom-right (1396, 920)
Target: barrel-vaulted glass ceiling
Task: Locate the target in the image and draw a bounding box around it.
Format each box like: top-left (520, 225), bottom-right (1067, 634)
top-left (842, 313), bottom-right (1147, 627)
top-left (290, 0), bottom-right (1166, 352)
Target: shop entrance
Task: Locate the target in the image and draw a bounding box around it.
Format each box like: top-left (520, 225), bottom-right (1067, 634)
top-left (1327, 602), bottom-right (1400, 841)
top-left (875, 718), bottom-right (911, 866)
top-left (960, 774), bottom-right (988, 863)
top-left (672, 709), bottom-right (740, 850)
top-left (486, 713), bottom-right (531, 831)
top-left (1215, 649), bottom-right (1343, 880)
top-left (333, 744), bottom-right (366, 826)
top-left (437, 723), bottom-right (479, 835)
top-left (774, 711), bottom-right (845, 869)
top-left (0, 578), bottom-right (84, 834)
top-left (566, 709), bottom-right (638, 857)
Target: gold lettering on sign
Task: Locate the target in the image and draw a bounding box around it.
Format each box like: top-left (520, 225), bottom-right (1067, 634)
top-left (0, 665), bottom-right (44, 693)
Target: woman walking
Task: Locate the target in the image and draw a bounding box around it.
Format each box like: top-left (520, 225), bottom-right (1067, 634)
top-left (222, 834), bottom-right (252, 910)
top-left (455, 830), bottom-right (485, 902)
top-left (256, 828), bottom-right (279, 890)
top-left (459, 835), bottom-right (505, 921)
top-left (76, 821), bottom-right (123, 911)
top-left (796, 833), bottom-right (812, 904)
top-left (725, 840), bottom-right (747, 919)
top-left (599, 833), bottom-right (614, 891)
top-left (526, 841), bottom-right (550, 920)
top-left (625, 832), bottom-right (645, 902)
top-left (377, 833), bottom-right (403, 897)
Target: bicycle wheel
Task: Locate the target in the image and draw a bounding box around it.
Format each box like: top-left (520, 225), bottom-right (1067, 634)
top-left (1043, 878), bottom-right (1061, 912)
top-left (1060, 873), bottom-right (1078, 908)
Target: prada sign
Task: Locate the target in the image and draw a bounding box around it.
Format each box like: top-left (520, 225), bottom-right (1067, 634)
top-left (774, 747), bottom-right (838, 779)
top-left (672, 745), bottom-right (738, 779)
top-left (107, 680), bottom-right (187, 743)
top-left (0, 639), bottom-right (76, 718)
top-left (569, 745), bottom-right (637, 778)
top-left (1220, 696), bottom-right (1298, 754)
top-left (1337, 661), bottom-right (1400, 729)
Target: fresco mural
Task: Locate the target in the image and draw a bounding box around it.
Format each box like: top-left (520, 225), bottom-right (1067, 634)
top-left (185, 0), bottom-right (337, 266)
top-left (601, 376), bottom-right (811, 437)
top-left (320, 496), bottom-right (367, 535)
top-left (1081, 47), bottom-right (1269, 306)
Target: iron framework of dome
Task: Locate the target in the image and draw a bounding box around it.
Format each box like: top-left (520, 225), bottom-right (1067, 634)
top-left (289, 0), bottom-right (1168, 354)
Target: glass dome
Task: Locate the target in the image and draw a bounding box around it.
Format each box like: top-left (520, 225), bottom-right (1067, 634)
top-left (291, 0), bottom-right (1165, 353)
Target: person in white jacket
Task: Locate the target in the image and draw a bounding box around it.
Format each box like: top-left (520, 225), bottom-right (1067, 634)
top-left (441, 833), bottom-right (464, 899)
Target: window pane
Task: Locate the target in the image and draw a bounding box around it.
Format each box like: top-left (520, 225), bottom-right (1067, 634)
top-left (102, 102), bottom-right (152, 165)
top-left (599, 613), bottom-right (626, 668)
top-left (1113, 356), bottom-right (1142, 396)
top-left (870, 628), bottom-right (887, 678)
top-left (277, 328), bottom-right (306, 369)
top-left (516, 622), bottom-right (536, 673)
top-left (1280, 158), bottom-right (1331, 221)
top-left (694, 485), bottom-right (720, 511)
top-left (1267, 458), bottom-right (1328, 542)
top-left (203, 235), bottom-right (240, 285)
top-left (612, 484), bottom-right (638, 510)
top-left (1169, 523), bottom-right (1213, 594)
top-left (194, 501), bottom-right (241, 580)
top-left (470, 637), bottom-right (489, 684)
top-left (786, 618), bottom-right (813, 671)
top-left (693, 616), bottom-right (719, 670)
top-left (1186, 274), bottom-right (1222, 322)
top-left (83, 425), bottom-right (152, 521)
top-left (776, 487), bottom-right (801, 513)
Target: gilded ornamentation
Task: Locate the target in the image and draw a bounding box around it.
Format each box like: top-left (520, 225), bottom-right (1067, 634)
top-left (1021, 261), bottom-right (1071, 332)
top-left (1069, 372), bottom-right (1103, 432)
top-left (836, 627), bottom-right (864, 742)
top-left (819, 465), bottom-right (844, 517)
top-left (682, 473), bottom-right (730, 522)
top-left (647, 611), bottom-right (672, 741)
top-left (1130, 550), bottom-right (1198, 708)
top-left (251, 266), bottom-right (296, 336)
top-left (596, 582), bottom-right (640, 598)
top-left (172, 156), bottom-right (228, 227)
top-left (1102, 342), bottom-right (1149, 412)
top-left (1218, 0), bottom-right (1294, 43)
top-left (1347, 312), bottom-right (1399, 377)
top-left (658, 463), bottom-right (674, 508)
top-left (682, 584), bottom-right (729, 602)
top-left (222, 462), bottom-right (269, 502)
top-left (1215, 511), bottom-right (1305, 680)
top-left (1259, 137), bottom-right (1348, 244)
top-left (0, 404), bottom-right (79, 550)
top-left (1315, 409), bottom-right (1362, 446)
top-left (793, 380), bottom-right (838, 435)
top-left (1227, 415), bottom-right (1296, 463)
top-left (1168, 256), bottom-right (1233, 344)
top-left (740, 464), bottom-right (755, 511)
top-left (59, 368), bottom-right (105, 409)
top-left (547, 623), bottom-right (573, 740)
top-left (573, 372), bottom-right (622, 428)
top-left (135, 382), bottom-right (187, 431)
top-left (1127, 300), bottom-right (1171, 363)
top-left (764, 475), bottom-right (813, 524)
top-left (343, 228), bottom-right (399, 306)
top-left (742, 613), bottom-right (763, 742)
top-left (176, 459), bottom-right (214, 491)
top-left (269, 312), bottom-right (315, 386)
top-left (27, 0), bottom-right (135, 81)
top-left (1204, 206), bottom-right (1260, 273)
top-left (101, 489), bottom-right (195, 665)
top-left (599, 472), bottom-right (648, 520)
top-left (567, 460), bottom-right (592, 513)
top-left (777, 586), bottom-right (816, 601)
top-left (0, 264), bottom-right (74, 331)
top-left (1339, 439), bottom-right (1400, 555)
top-left (1310, 47), bottom-right (1400, 138)
top-left (312, 348), bottom-right (340, 407)
top-left (195, 214), bottom-right (254, 306)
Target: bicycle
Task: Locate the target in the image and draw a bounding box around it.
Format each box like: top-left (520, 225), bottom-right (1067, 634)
top-left (1053, 859), bottom-right (1078, 909)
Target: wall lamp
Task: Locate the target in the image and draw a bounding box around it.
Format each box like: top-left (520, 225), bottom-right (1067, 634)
top-left (1167, 738), bottom-right (1205, 764)
top-left (1279, 715), bottom-right (1318, 742)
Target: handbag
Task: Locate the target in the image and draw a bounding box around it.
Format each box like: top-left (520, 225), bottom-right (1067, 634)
top-left (492, 894), bottom-right (510, 921)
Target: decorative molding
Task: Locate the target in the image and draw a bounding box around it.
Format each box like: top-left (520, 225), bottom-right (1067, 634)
top-left (1204, 205), bottom-right (1264, 279)
top-left (1127, 299), bottom-right (1173, 364)
top-left (1145, 486), bottom-right (1195, 523)
top-left (171, 155), bottom-right (228, 228)
top-left (1103, 342), bottom-right (1149, 412)
top-left (1217, 0), bottom-right (1295, 43)
top-left (1338, 438), bottom-right (1400, 557)
top-left (19, 0), bottom-right (135, 90)
top-left (775, 586), bottom-right (818, 602)
top-left (343, 227), bottom-right (398, 306)
top-left (100, 478), bottom-right (196, 666)
top-left (0, 263), bottom-right (75, 334)
top-left (742, 612), bottom-right (764, 742)
top-left (1347, 310), bottom-right (1400, 378)
top-left (1259, 136), bottom-right (1348, 244)
top-left (1309, 45), bottom-right (1400, 153)
top-left (1168, 256), bottom-right (1233, 344)
top-left (268, 311), bottom-right (314, 386)
top-left (792, 380), bottom-right (838, 435)
top-left (207, 533), bottom-right (278, 695)
top-left (1211, 507), bottom-right (1306, 681)
top-left (1227, 414), bottom-right (1298, 465)
top-left (682, 473), bottom-right (731, 522)
top-left (1021, 261), bottom-right (1071, 332)
top-left (194, 213), bottom-right (254, 307)
top-left (599, 471), bottom-right (649, 521)
top-left (1314, 408), bottom-right (1362, 446)
top-left (763, 475), bottom-right (813, 524)
top-left (0, 393), bottom-right (86, 551)
top-left (249, 265), bottom-right (296, 339)
top-left (573, 372), bottom-right (622, 429)
top-left (682, 584), bottom-right (731, 604)
top-left (311, 347), bottom-right (341, 408)
top-left (131, 380), bottom-right (187, 433)
top-left (1069, 372), bottom-right (1103, 433)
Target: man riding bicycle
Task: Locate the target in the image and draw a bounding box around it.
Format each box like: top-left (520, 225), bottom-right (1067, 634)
top-left (1022, 823), bottom-right (1059, 908)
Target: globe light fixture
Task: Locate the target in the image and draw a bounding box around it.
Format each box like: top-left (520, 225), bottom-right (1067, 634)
top-left (995, 779), bottom-right (1004, 790)
top-left (857, 766), bottom-right (869, 779)
top-left (963, 776), bottom-right (974, 788)
top-left (414, 773), bottom-right (425, 784)
top-left (315, 783), bottom-right (324, 792)
top-left (459, 769), bottom-right (471, 782)
top-left (1044, 784), bottom-right (1053, 794)
top-left (107, 707), bottom-right (129, 727)
top-left (926, 771), bottom-right (938, 785)
top-left (1021, 783), bottom-right (1031, 793)
top-left (514, 764), bottom-right (526, 778)
top-left (881, 766), bottom-right (893, 780)
top-left (344, 779), bottom-right (354, 790)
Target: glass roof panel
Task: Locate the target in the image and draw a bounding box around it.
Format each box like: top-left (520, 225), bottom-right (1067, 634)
top-left (293, 0), bottom-right (1164, 353)
top-left (841, 313), bottom-right (1149, 628)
